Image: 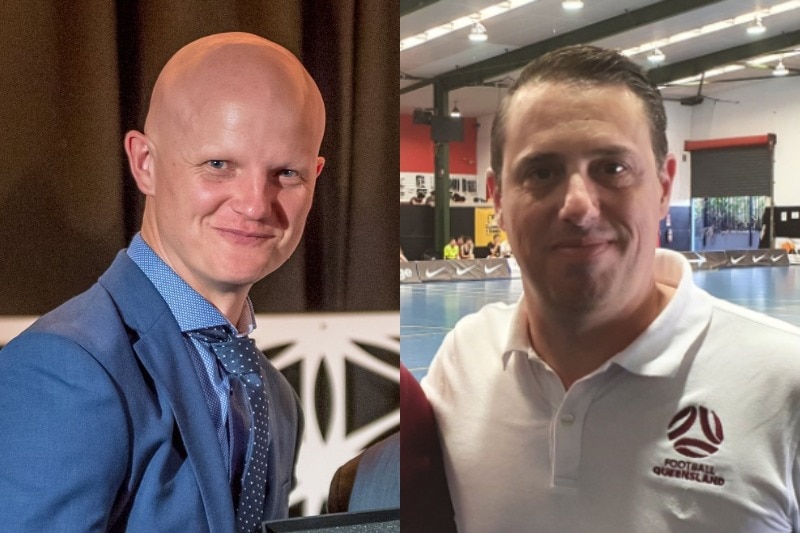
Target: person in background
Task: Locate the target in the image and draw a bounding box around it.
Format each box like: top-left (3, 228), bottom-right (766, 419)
top-left (443, 238), bottom-right (459, 260)
top-left (460, 237), bottom-right (475, 259)
top-left (422, 44), bottom-right (800, 532)
top-left (0, 32), bottom-right (324, 532)
top-left (488, 233), bottom-right (502, 258)
top-left (498, 237), bottom-right (513, 257)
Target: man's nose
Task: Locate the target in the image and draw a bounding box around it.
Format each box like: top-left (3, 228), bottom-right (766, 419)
top-left (231, 172), bottom-right (274, 220)
top-left (558, 172), bottom-right (600, 227)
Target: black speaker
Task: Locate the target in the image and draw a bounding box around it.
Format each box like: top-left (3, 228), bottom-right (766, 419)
top-left (412, 108), bottom-right (432, 125)
top-left (431, 116), bottom-right (464, 143)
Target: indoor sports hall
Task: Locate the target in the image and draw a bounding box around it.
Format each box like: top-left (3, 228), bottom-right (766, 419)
top-left (400, 4), bottom-right (800, 530)
top-left (400, 0), bottom-right (800, 380)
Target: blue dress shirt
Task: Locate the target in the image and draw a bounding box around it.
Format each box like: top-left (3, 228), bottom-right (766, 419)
top-left (127, 233), bottom-right (256, 480)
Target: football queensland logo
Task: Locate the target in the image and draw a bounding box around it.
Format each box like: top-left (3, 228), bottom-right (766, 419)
top-left (651, 405), bottom-right (726, 487)
top-left (667, 405), bottom-right (724, 458)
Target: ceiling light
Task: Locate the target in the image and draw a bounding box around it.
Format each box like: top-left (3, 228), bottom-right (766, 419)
top-left (621, 1), bottom-right (800, 58)
top-left (774, 59), bottom-right (789, 76)
top-left (670, 65), bottom-right (745, 86)
top-left (450, 102), bottom-right (461, 117)
top-left (668, 49), bottom-right (800, 86)
top-left (468, 22), bottom-right (488, 42)
top-left (400, 0), bottom-right (540, 52)
top-left (562, 0), bottom-right (584, 9)
top-left (747, 17), bottom-right (766, 35)
top-left (647, 48), bottom-right (666, 63)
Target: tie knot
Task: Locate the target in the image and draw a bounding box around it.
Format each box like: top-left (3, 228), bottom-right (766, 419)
top-left (189, 328), bottom-right (261, 375)
top-left (188, 325), bottom-right (233, 343)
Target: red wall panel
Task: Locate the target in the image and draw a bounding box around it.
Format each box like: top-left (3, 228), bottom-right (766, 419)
top-left (400, 114), bottom-right (477, 174)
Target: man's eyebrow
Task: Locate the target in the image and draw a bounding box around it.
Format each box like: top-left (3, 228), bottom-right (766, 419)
top-left (586, 145), bottom-right (636, 158)
top-left (515, 152), bottom-right (560, 170)
top-left (517, 145), bottom-right (634, 163)
top-left (513, 145), bottom-right (640, 174)
top-left (509, 153), bottom-right (559, 180)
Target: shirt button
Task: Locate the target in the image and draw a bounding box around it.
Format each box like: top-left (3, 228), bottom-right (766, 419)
top-left (560, 413), bottom-right (575, 425)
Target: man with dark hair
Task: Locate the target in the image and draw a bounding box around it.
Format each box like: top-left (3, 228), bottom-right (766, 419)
top-left (422, 45), bottom-right (800, 532)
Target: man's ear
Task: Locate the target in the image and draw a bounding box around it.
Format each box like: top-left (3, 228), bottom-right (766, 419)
top-left (658, 154), bottom-right (677, 218)
top-left (487, 168), bottom-right (504, 230)
top-left (315, 156), bottom-right (325, 178)
top-left (124, 130), bottom-right (155, 196)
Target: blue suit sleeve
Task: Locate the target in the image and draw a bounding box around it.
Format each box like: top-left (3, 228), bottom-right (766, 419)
top-left (0, 332), bottom-right (129, 532)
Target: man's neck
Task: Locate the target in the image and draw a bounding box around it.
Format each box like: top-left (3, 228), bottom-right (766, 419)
top-left (138, 229), bottom-right (251, 330)
top-left (525, 283), bottom-right (675, 390)
top-left (202, 289), bottom-right (251, 331)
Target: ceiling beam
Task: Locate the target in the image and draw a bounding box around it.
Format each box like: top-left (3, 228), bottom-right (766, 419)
top-left (401, 0), bottom-right (726, 95)
top-left (400, 79), bottom-right (431, 95)
top-left (401, 0), bottom-right (441, 18)
top-left (647, 29), bottom-right (800, 84)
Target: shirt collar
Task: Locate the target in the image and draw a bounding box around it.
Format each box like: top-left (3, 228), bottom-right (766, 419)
top-left (501, 249), bottom-right (713, 378)
top-left (501, 295), bottom-right (533, 369)
top-left (609, 249), bottom-right (712, 377)
top-left (127, 233), bottom-right (256, 336)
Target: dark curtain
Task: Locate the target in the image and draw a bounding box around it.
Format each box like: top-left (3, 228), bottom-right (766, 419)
top-left (0, 0), bottom-right (399, 315)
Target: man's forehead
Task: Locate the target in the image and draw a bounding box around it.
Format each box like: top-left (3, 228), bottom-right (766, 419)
top-left (510, 80), bottom-right (635, 108)
top-left (504, 81), bottom-right (646, 131)
top-left (146, 34), bottom-right (325, 146)
top-left (164, 43), bottom-right (303, 95)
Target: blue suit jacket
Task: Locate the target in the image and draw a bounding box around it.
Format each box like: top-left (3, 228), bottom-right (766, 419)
top-left (0, 252), bottom-right (303, 532)
top-left (348, 432), bottom-right (400, 512)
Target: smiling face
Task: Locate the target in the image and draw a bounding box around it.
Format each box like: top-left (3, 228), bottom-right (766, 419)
top-left (492, 82), bottom-right (674, 323)
top-left (126, 34), bottom-right (325, 310)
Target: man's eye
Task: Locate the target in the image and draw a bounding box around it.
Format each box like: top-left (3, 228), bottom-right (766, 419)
top-left (207, 160), bottom-right (227, 170)
top-left (278, 169), bottom-right (301, 181)
top-left (592, 161), bottom-right (636, 187)
top-left (528, 168), bottom-right (554, 181)
top-left (600, 162), bottom-right (626, 175)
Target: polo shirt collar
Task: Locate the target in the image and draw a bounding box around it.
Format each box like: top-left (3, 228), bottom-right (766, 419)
top-left (501, 249), bottom-right (713, 378)
top-left (610, 249), bottom-right (712, 377)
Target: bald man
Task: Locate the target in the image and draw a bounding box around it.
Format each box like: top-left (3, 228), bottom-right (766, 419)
top-left (0, 33), bottom-right (324, 532)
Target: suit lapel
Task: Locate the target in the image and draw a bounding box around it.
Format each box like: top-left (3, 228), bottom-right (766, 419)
top-left (100, 252), bottom-right (235, 531)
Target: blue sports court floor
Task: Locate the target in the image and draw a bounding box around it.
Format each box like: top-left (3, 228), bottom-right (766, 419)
top-left (400, 266), bottom-right (800, 382)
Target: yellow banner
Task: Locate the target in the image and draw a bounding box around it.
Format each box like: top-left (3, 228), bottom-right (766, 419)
top-left (474, 207), bottom-right (506, 247)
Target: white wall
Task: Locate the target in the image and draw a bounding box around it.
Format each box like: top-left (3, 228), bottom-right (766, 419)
top-left (664, 102), bottom-right (693, 205)
top-left (685, 76), bottom-right (800, 204)
top-left (474, 75), bottom-right (800, 206)
top-left (476, 112), bottom-right (494, 202)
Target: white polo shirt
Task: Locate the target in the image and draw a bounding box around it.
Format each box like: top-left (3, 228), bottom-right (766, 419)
top-left (423, 249), bottom-right (800, 533)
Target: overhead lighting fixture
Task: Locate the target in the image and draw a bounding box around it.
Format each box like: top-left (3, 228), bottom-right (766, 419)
top-left (670, 65), bottom-right (745, 86)
top-left (774, 59), bottom-right (789, 76)
top-left (747, 17), bottom-right (766, 35)
top-left (450, 102), bottom-right (461, 117)
top-left (647, 48), bottom-right (666, 63)
top-left (562, 0), bottom-right (584, 9)
top-left (747, 49), bottom-right (800, 66)
top-left (468, 22), bottom-right (488, 42)
top-left (667, 49), bottom-right (800, 86)
top-left (621, 1), bottom-right (800, 59)
top-left (400, 0), bottom-right (540, 51)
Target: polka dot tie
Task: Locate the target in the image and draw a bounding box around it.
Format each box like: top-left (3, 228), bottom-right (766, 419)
top-left (192, 327), bottom-right (270, 533)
